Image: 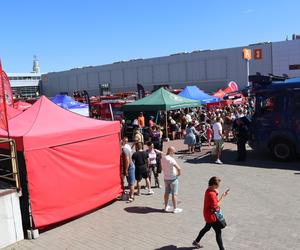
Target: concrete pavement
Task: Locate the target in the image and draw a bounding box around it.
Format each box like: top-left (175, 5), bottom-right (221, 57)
top-left (5, 141), bottom-right (300, 250)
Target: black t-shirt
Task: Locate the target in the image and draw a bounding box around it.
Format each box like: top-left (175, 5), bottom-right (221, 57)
top-left (132, 151), bottom-right (148, 168)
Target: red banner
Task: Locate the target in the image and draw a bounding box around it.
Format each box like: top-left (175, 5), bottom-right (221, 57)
top-left (0, 60), bottom-right (14, 132)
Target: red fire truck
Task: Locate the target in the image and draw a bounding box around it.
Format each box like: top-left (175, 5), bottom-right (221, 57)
top-left (90, 99), bottom-right (133, 121)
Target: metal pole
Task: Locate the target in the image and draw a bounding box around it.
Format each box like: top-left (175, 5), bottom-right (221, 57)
top-left (246, 59), bottom-right (250, 87)
top-left (109, 103), bottom-right (114, 121)
top-left (155, 111), bottom-right (159, 124)
top-left (165, 111), bottom-right (168, 139)
top-left (10, 139), bottom-right (21, 194)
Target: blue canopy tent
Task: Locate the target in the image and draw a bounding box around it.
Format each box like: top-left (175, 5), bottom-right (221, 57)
top-left (178, 86), bottom-right (220, 104)
top-left (51, 95), bottom-right (89, 116)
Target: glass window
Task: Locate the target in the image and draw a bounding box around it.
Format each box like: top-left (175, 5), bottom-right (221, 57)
top-left (289, 64), bottom-right (300, 70)
top-left (257, 95), bottom-right (281, 113)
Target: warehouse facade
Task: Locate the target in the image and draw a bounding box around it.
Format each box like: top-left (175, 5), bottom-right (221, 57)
top-left (41, 39), bottom-right (300, 97)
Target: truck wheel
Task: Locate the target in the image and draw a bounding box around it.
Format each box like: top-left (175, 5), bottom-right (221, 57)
top-left (271, 140), bottom-right (294, 161)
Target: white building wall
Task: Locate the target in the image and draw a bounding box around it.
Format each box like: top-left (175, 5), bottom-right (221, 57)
top-left (272, 39), bottom-right (300, 77)
top-left (41, 41), bottom-right (292, 97)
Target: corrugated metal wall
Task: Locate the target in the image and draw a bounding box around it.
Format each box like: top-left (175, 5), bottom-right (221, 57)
top-left (41, 40), bottom-right (300, 97)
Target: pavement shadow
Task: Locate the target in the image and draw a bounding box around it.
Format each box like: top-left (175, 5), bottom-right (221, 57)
top-left (124, 206), bottom-right (164, 214)
top-left (155, 245), bottom-right (196, 250)
top-left (184, 148), bottom-right (300, 171)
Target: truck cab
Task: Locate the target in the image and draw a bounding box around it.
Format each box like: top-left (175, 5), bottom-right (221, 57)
top-left (249, 75), bottom-right (300, 160)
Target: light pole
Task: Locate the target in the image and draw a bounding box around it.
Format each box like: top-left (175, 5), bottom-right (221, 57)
top-left (242, 48), bottom-right (252, 87)
top-left (246, 58), bottom-right (250, 87)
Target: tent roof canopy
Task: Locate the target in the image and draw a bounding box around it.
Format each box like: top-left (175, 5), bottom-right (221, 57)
top-left (123, 87), bottom-right (199, 112)
top-left (7, 105), bottom-right (22, 119)
top-left (1, 96), bottom-right (119, 151)
top-left (51, 94), bottom-right (88, 109)
top-left (178, 86), bottom-right (220, 104)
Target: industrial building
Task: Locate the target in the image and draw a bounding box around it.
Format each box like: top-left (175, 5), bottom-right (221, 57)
top-left (41, 37), bottom-right (300, 97)
top-left (9, 56), bottom-right (41, 98)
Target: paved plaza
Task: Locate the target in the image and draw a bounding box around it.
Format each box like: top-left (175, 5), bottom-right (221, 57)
top-left (5, 141), bottom-right (300, 250)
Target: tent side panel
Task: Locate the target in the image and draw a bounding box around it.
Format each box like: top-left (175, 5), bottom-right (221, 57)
top-left (24, 133), bottom-right (122, 228)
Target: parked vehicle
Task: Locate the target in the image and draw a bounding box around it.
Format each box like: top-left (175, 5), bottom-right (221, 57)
top-left (248, 74), bottom-right (300, 161)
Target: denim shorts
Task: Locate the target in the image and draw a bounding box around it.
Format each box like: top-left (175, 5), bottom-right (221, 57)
top-left (164, 178), bottom-right (179, 195)
top-left (127, 162), bottom-right (135, 186)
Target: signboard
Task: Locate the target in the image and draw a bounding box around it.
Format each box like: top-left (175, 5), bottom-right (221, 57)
top-left (254, 49), bottom-right (263, 59)
top-left (242, 48), bottom-right (252, 60)
top-left (99, 83), bottom-right (111, 96)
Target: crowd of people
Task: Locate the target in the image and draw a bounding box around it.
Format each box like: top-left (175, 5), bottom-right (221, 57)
top-left (120, 102), bottom-right (253, 249)
top-left (123, 102), bottom-right (252, 164)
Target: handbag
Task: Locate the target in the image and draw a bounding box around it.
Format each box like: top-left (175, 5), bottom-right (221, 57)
top-left (214, 209), bottom-right (227, 229)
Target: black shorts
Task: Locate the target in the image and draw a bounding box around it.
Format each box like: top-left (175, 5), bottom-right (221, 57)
top-left (135, 165), bottom-right (148, 181)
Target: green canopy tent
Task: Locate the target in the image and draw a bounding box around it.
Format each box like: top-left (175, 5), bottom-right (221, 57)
top-left (123, 88), bottom-right (200, 138)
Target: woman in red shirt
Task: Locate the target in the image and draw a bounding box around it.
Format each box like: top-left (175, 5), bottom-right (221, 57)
top-left (192, 177), bottom-right (229, 250)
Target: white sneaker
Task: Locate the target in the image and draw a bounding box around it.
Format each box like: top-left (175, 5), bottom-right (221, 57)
top-left (215, 159), bottom-right (223, 164)
top-left (164, 205), bottom-right (173, 212)
top-left (173, 208), bottom-right (183, 214)
top-left (148, 190), bottom-right (154, 195)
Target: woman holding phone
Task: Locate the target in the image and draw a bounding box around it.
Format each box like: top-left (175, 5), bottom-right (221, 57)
top-left (192, 176), bottom-right (229, 250)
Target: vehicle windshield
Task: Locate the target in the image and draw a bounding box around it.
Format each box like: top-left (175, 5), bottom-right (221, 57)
top-left (254, 94), bottom-right (281, 115)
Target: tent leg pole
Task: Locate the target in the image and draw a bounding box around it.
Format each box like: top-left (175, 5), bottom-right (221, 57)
top-left (165, 111), bottom-right (168, 139)
top-left (26, 178), bottom-right (39, 239)
top-left (27, 198), bottom-right (39, 240)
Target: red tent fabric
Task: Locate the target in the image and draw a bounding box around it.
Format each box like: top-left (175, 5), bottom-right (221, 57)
top-left (213, 89), bottom-right (226, 98)
top-left (7, 105), bottom-right (22, 119)
top-left (0, 96), bottom-right (122, 228)
top-left (13, 101), bottom-right (32, 111)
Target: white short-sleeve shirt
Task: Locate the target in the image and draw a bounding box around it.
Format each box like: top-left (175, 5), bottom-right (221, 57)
top-left (213, 122), bottom-right (223, 140)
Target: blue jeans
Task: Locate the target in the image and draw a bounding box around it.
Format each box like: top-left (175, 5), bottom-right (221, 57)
top-left (127, 162), bottom-right (135, 186)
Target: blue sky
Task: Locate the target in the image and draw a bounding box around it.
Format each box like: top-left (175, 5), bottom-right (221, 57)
top-left (0, 0), bottom-right (299, 73)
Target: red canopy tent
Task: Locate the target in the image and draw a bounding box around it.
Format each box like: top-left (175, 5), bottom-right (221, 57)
top-left (7, 105), bottom-right (22, 119)
top-left (13, 101), bottom-right (32, 111)
top-left (0, 96), bottom-right (122, 228)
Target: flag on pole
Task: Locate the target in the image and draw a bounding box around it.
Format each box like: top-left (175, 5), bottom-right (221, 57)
top-left (223, 81), bottom-right (239, 94)
top-left (0, 60), bottom-right (13, 132)
top-left (228, 81), bottom-right (238, 92)
top-left (137, 84), bottom-right (145, 99)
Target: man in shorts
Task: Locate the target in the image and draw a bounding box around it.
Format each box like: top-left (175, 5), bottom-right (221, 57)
top-left (122, 137), bottom-right (135, 202)
top-left (161, 146), bottom-right (182, 213)
top-left (213, 117), bottom-right (224, 164)
top-left (133, 127), bottom-right (144, 151)
top-left (132, 143), bottom-right (154, 196)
